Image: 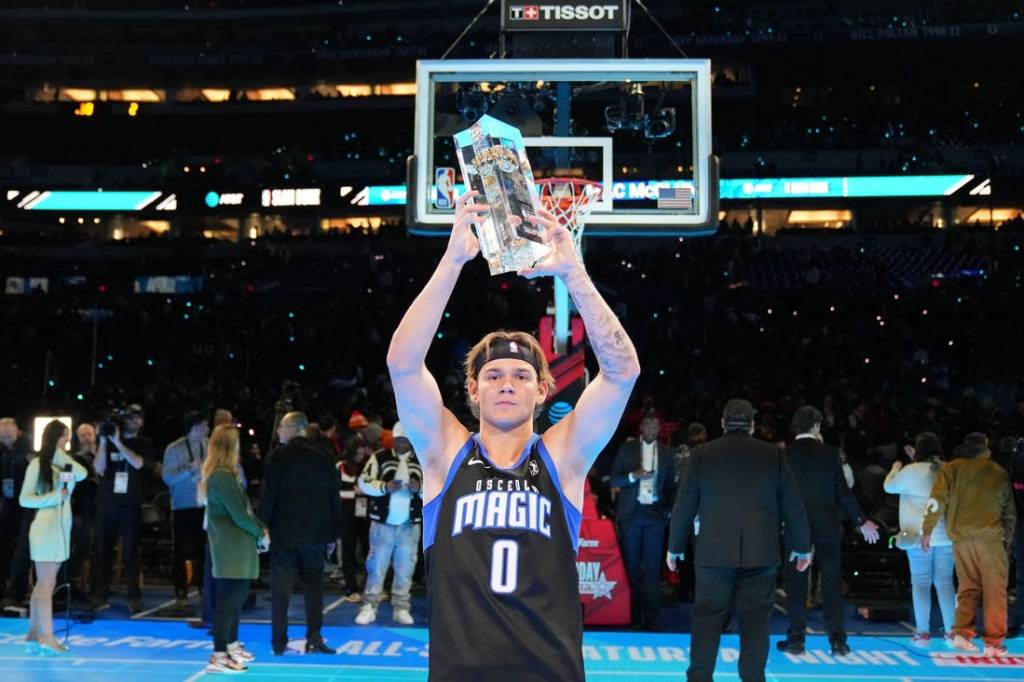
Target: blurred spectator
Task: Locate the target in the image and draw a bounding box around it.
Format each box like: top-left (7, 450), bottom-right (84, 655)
top-left (778, 405), bottom-right (878, 657)
top-left (68, 422), bottom-right (99, 599)
top-left (336, 434), bottom-right (372, 602)
top-left (0, 418), bottom-right (32, 608)
top-left (884, 432), bottom-right (955, 647)
top-left (355, 421), bottom-right (422, 626)
top-left (922, 436), bottom-right (1016, 656)
top-left (199, 424), bottom-right (264, 674)
top-left (1009, 436), bottom-right (1024, 638)
top-left (609, 415), bottom-right (677, 630)
top-left (162, 411), bottom-right (210, 604)
top-left (258, 412), bottom-right (341, 655)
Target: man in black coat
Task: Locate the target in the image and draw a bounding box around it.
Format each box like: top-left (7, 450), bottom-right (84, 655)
top-left (776, 406), bottom-right (880, 656)
top-left (609, 415), bottom-right (677, 629)
top-left (667, 399), bottom-right (811, 682)
top-left (259, 412), bottom-right (342, 655)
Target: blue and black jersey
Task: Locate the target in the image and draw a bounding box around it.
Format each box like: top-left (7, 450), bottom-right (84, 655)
top-left (423, 433), bottom-right (584, 681)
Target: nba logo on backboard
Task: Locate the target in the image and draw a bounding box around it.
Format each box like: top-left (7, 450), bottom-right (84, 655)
top-left (434, 167), bottom-right (455, 209)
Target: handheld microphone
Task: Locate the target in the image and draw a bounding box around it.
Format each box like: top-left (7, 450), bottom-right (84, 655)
top-left (60, 463), bottom-right (73, 490)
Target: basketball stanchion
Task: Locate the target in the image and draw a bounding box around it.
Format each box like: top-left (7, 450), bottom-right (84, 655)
top-left (537, 178), bottom-right (603, 356)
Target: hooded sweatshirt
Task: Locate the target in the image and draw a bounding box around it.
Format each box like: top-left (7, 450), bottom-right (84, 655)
top-left (883, 461), bottom-right (951, 547)
top-left (921, 445), bottom-right (1016, 543)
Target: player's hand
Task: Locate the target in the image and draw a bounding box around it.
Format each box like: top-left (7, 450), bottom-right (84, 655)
top-left (666, 551), bottom-right (683, 572)
top-left (859, 520), bottom-right (880, 544)
top-left (902, 445), bottom-right (915, 459)
top-left (445, 190), bottom-right (485, 266)
top-left (891, 460), bottom-right (903, 473)
top-left (920, 533), bottom-right (931, 553)
top-left (517, 209), bottom-right (581, 280)
top-left (795, 557), bottom-right (811, 572)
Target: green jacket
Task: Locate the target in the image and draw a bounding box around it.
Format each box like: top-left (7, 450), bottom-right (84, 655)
top-left (922, 448), bottom-right (1016, 544)
top-left (206, 469), bottom-right (264, 579)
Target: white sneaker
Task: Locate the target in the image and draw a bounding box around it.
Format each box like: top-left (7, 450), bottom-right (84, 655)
top-left (228, 641), bottom-right (255, 663)
top-left (355, 605), bottom-right (377, 625)
top-left (206, 652), bottom-right (248, 674)
top-left (982, 644), bottom-right (1009, 657)
top-left (949, 634), bottom-right (979, 652)
top-left (393, 609), bottom-right (414, 625)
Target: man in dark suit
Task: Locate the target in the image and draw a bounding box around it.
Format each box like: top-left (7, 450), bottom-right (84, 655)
top-left (258, 411), bottom-right (342, 655)
top-left (610, 415), bottom-right (677, 629)
top-left (667, 399), bottom-right (811, 682)
top-left (776, 405), bottom-right (880, 656)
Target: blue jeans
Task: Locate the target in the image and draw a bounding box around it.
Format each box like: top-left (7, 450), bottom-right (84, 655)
top-left (363, 521), bottom-right (420, 611)
top-left (905, 545), bottom-right (955, 634)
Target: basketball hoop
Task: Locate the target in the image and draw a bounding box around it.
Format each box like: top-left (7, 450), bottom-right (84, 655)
top-left (537, 178), bottom-right (603, 258)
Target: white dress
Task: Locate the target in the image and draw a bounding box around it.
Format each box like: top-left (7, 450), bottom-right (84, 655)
top-left (19, 450), bottom-right (88, 562)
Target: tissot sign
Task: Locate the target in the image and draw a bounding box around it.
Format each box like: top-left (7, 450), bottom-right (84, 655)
top-left (502, 1), bottom-right (627, 30)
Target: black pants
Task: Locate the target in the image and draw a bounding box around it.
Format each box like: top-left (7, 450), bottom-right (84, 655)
top-left (270, 544), bottom-right (326, 652)
top-left (68, 509), bottom-right (96, 594)
top-left (202, 539), bottom-right (215, 624)
top-left (784, 538), bottom-right (845, 642)
top-left (93, 503), bottom-right (142, 599)
top-left (618, 507), bottom-right (666, 626)
top-left (1013, 518), bottom-right (1024, 628)
top-left (340, 504), bottom-right (369, 592)
top-left (689, 565), bottom-right (777, 682)
top-left (172, 508), bottom-right (206, 598)
top-left (2, 515), bottom-right (32, 602)
top-left (213, 578), bottom-right (250, 652)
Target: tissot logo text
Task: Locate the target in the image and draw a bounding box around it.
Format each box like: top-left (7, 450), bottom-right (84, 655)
top-left (509, 4), bottom-right (620, 22)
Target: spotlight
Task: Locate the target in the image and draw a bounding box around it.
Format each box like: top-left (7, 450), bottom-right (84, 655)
top-left (644, 107), bottom-right (677, 140)
top-left (456, 87), bottom-right (489, 123)
top-left (604, 91), bottom-right (645, 132)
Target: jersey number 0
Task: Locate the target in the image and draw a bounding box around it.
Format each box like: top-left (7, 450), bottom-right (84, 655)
top-left (490, 540), bottom-right (519, 594)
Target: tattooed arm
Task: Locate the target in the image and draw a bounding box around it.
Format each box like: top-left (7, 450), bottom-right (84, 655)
top-left (519, 210), bottom-right (641, 502)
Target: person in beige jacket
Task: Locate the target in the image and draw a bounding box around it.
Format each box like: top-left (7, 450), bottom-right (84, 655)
top-left (19, 420), bottom-right (87, 656)
top-left (921, 435), bottom-right (1016, 656)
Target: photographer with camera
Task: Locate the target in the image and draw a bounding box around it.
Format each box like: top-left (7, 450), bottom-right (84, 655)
top-left (91, 405), bottom-right (154, 613)
top-left (163, 411), bottom-right (209, 605)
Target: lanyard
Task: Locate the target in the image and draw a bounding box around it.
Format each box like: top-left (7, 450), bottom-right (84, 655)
top-left (185, 439), bottom-right (204, 463)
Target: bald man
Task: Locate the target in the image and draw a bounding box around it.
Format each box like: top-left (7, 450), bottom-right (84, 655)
top-left (258, 412), bottom-right (342, 655)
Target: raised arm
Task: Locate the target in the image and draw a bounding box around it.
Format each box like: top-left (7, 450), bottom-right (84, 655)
top-left (523, 210), bottom-right (641, 487)
top-left (19, 460), bottom-right (62, 509)
top-left (387, 191), bottom-right (486, 466)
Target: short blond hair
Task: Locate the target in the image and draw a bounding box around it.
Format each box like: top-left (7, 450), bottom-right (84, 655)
top-left (463, 330), bottom-right (555, 419)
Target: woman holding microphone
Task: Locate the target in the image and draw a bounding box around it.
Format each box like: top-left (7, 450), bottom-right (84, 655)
top-left (19, 420), bottom-right (87, 656)
top-left (199, 424), bottom-right (268, 674)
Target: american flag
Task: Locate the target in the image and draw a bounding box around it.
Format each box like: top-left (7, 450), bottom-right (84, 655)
top-left (657, 185), bottom-right (693, 210)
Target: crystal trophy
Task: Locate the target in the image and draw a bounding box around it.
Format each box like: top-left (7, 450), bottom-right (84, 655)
top-left (453, 115), bottom-right (550, 275)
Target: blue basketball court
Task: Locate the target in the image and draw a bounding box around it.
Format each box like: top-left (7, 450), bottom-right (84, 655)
top-left (1, 614), bottom-right (1021, 681)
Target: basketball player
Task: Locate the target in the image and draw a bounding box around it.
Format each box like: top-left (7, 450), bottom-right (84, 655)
top-left (387, 190), bottom-right (640, 681)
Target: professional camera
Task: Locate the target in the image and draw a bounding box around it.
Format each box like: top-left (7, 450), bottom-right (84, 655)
top-left (97, 403), bottom-right (144, 438)
top-left (97, 409), bottom-right (124, 438)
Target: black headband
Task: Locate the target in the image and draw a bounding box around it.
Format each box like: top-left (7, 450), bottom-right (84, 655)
top-left (472, 338), bottom-right (541, 379)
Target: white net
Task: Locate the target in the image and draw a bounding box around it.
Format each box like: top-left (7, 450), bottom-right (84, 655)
top-left (537, 179), bottom-right (603, 259)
